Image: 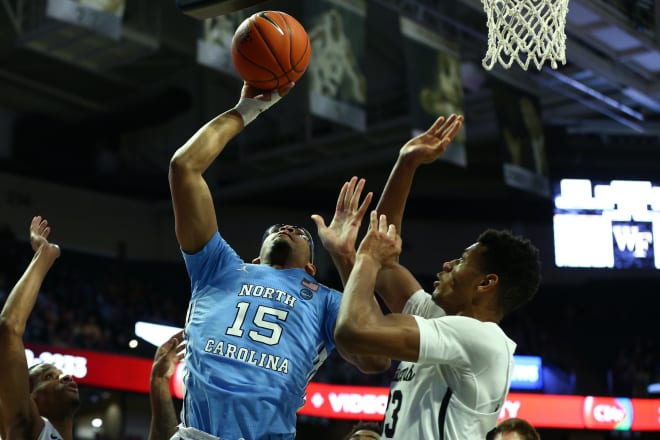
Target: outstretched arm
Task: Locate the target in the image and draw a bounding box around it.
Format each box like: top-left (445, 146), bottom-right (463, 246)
top-left (312, 178), bottom-right (390, 373)
top-left (335, 212), bottom-right (421, 362)
top-left (376, 114), bottom-right (463, 232)
top-left (311, 176), bottom-right (372, 286)
top-left (169, 83), bottom-right (292, 254)
top-left (0, 216), bottom-right (60, 439)
top-left (375, 115), bottom-right (464, 313)
top-left (148, 331), bottom-right (185, 440)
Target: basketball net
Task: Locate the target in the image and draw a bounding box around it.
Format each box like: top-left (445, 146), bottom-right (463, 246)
top-left (481, 0), bottom-right (569, 71)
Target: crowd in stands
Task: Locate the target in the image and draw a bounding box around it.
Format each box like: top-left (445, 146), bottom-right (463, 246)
top-left (0, 235), bottom-right (657, 397)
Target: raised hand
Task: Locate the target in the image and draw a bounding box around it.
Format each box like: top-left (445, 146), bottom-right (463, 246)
top-left (357, 211), bottom-right (402, 267)
top-left (30, 215), bottom-right (60, 259)
top-left (235, 81), bottom-right (295, 126)
top-left (311, 176), bottom-right (373, 257)
top-left (151, 330), bottom-right (186, 382)
top-left (399, 114), bottom-right (464, 166)
top-left (240, 81), bottom-right (295, 100)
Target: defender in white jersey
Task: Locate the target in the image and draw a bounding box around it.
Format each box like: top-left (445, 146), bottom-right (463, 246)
top-left (166, 83), bottom-right (388, 439)
top-left (0, 217), bottom-right (80, 440)
top-left (326, 115), bottom-right (541, 439)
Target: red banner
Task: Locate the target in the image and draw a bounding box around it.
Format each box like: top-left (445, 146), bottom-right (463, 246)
top-left (25, 344), bottom-right (660, 431)
top-left (501, 393), bottom-right (585, 429)
top-left (25, 344), bottom-right (153, 394)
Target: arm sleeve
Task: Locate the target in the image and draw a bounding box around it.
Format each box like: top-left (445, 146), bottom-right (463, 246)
top-left (413, 315), bottom-right (503, 368)
top-left (322, 288), bottom-right (341, 352)
top-left (181, 231), bottom-right (242, 290)
top-left (403, 290), bottom-right (447, 318)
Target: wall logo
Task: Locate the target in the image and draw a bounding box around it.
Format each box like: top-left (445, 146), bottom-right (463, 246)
top-left (583, 396), bottom-right (633, 430)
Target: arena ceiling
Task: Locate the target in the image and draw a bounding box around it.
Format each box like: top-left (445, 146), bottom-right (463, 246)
top-left (0, 0), bottom-right (658, 222)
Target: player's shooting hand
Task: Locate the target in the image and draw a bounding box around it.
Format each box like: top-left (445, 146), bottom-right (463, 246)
top-left (311, 177), bottom-right (373, 257)
top-left (151, 330), bottom-right (185, 382)
top-left (357, 211), bottom-right (401, 267)
top-left (399, 114), bottom-right (464, 165)
top-left (241, 81), bottom-right (295, 101)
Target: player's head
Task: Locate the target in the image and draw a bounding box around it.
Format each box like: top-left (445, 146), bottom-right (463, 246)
top-left (490, 417), bottom-right (541, 440)
top-left (28, 363), bottom-right (80, 418)
top-left (255, 224), bottom-right (316, 275)
top-left (344, 421), bottom-right (381, 440)
top-left (476, 229), bottom-right (541, 315)
top-left (432, 229), bottom-right (540, 318)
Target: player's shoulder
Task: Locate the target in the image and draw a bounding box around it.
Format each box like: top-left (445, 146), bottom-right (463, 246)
top-left (441, 316), bottom-right (511, 345)
top-left (38, 418), bottom-right (63, 440)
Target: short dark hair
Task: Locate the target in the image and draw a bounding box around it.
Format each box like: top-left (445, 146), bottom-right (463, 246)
top-left (28, 363), bottom-right (45, 392)
top-left (491, 417), bottom-right (540, 440)
top-left (477, 229), bottom-right (541, 315)
top-left (344, 421), bottom-right (382, 439)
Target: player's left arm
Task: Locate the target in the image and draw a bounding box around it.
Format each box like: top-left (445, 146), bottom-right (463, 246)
top-left (311, 176), bottom-right (372, 287)
top-left (333, 294), bottom-right (392, 374)
top-left (148, 331), bottom-right (185, 440)
top-left (334, 212), bottom-right (422, 362)
top-left (0, 217), bottom-right (59, 438)
top-left (335, 348), bottom-right (391, 374)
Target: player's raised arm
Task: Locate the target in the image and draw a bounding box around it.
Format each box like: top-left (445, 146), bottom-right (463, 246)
top-left (374, 115), bottom-right (464, 313)
top-left (0, 216), bottom-right (60, 439)
top-left (335, 212), bottom-right (421, 362)
top-left (312, 176), bottom-right (372, 286)
top-left (148, 331), bottom-right (185, 440)
top-left (376, 114), bottom-right (462, 233)
top-left (169, 83), bottom-right (292, 254)
top-left (312, 177), bottom-right (391, 373)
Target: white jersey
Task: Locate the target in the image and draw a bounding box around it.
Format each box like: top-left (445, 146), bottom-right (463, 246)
top-left (38, 418), bottom-right (63, 440)
top-left (383, 291), bottom-right (516, 440)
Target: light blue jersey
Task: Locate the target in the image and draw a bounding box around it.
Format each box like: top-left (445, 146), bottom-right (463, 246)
top-left (180, 231), bottom-right (339, 440)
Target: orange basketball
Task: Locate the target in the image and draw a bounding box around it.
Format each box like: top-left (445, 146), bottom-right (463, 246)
top-left (231, 11), bottom-right (311, 91)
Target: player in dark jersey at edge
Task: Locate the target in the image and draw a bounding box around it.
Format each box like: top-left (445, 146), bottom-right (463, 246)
top-left (0, 216), bottom-right (78, 440)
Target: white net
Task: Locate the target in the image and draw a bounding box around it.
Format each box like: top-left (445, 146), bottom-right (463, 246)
top-left (481, 0), bottom-right (569, 71)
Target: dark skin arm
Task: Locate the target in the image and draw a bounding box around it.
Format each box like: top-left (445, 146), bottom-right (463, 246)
top-left (335, 212), bottom-right (421, 362)
top-left (312, 177), bottom-right (391, 373)
top-left (0, 217), bottom-right (61, 440)
top-left (375, 115), bottom-right (464, 313)
top-left (148, 331), bottom-right (185, 440)
top-left (312, 177), bottom-right (372, 286)
top-left (169, 83), bottom-right (292, 254)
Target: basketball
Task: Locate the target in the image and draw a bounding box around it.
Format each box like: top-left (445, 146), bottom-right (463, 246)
top-left (231, 11), bottom-right (311, 91)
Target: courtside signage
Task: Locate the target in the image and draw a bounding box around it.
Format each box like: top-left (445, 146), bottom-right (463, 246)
top-left (24, 345), bottom-right (660, 430)
top-left (25, 344), bottom-right (152, 394)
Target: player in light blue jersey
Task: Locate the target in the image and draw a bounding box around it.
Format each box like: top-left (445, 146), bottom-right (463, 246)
top-left (166, 82), bottom-right (389, 440)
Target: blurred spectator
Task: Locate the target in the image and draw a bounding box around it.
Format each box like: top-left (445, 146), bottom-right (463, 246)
top-left (343, 421), bottom-right (381, 440)
top-left (489, 418), bottom-right (540, 440)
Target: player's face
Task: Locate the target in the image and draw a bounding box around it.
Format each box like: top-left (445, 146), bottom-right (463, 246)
top-left (30, 363), bottom-right (80, 413)
top-left (431, 242), bottom-right (487, 314)
top-left (260, 224), bottom-right (313, 265)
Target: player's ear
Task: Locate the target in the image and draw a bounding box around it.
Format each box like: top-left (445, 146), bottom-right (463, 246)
top-left (304, 262), bottom-right (316, 276)
top-left (252, 257), bottom-right (261, 264)
top-left (478, 274), bottom-right (498, 292)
